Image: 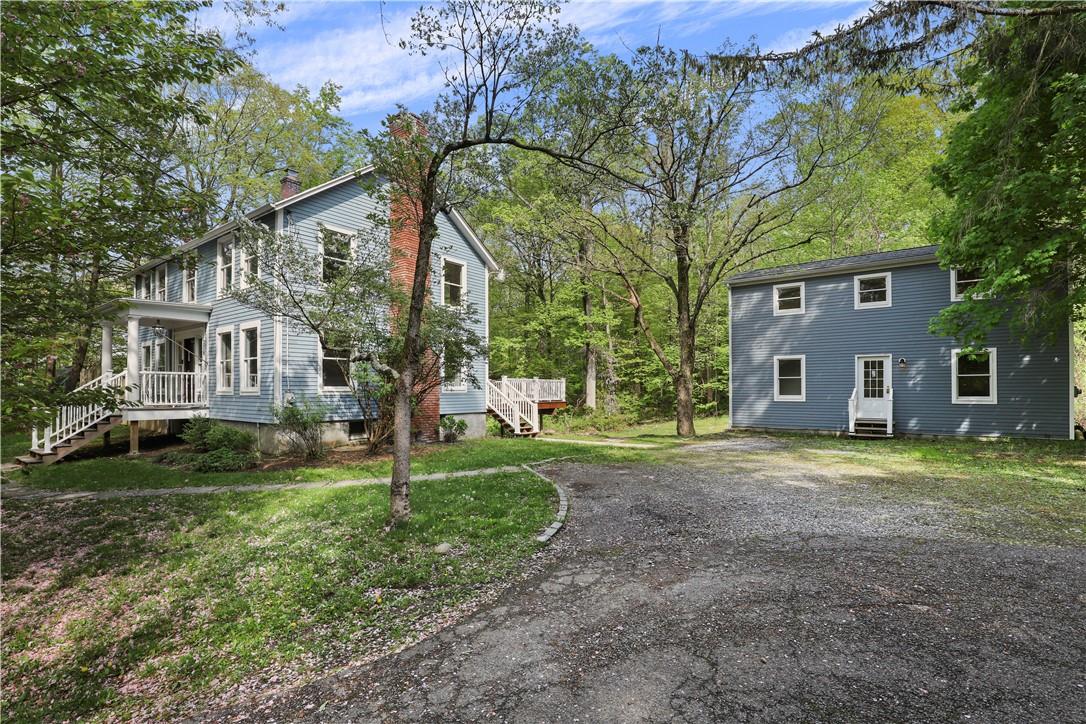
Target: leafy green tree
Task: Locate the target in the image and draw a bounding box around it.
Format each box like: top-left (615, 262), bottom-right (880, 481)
top-left (1, 0), bottom-right (241, 427)
top-left (929, 12), bottom-right (1085, 345)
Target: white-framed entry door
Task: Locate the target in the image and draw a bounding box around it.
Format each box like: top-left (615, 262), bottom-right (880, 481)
top-left (855, 354), bottom-right (892, 420)
top-left (176, 328), bottom-right (207, 404)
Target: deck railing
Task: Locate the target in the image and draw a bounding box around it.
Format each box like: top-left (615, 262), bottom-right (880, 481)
top-left (501, 377), bottom-right (566, 402)
top-left (33, 371), bottom-right (126, 454)
top-left (138, 370), bottom-right (207, 407)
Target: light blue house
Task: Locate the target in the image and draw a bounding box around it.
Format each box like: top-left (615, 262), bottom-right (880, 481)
top-left (727, 246), bottom-right (1077, 439)
top-left (23, 169), bottom-right (565, 465)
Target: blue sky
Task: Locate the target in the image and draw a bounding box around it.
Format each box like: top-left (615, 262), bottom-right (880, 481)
top-left (205, 0), bottom-right (871, 131)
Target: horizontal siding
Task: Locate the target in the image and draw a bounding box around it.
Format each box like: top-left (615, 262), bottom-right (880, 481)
top-left (435, 211), bottom-right (488, 416)
top-left (730, 262), bottom-right (1071, 439)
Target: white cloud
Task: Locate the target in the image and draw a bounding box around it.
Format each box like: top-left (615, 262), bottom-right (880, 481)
top-left (764, 3), bottom-right (872, 53)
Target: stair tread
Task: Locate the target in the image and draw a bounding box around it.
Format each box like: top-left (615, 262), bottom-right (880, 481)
top-left (16, 455), bottom-right (42, 464)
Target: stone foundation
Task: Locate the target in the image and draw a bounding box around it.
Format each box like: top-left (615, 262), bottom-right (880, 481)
top-left (441, 412), bottom-right (487, 440)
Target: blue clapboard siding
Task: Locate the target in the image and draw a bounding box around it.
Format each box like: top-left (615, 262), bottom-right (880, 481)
top-left (434, 211), bottom-right (488, 416)
top-left (730, 261), bottom-right (1072, 439)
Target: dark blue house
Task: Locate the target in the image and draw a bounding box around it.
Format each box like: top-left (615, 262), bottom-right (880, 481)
top-left (727, 246), bottom-right (1076, 439)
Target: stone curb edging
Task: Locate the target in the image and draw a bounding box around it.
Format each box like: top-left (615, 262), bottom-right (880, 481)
top-left (522, 463), bottom-right (568, 543)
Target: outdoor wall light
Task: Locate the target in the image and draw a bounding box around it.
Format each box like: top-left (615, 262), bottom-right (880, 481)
top-left (898, 357), bottom-right (908, 369)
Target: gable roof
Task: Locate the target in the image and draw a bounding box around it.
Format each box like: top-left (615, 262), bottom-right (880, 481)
top-left (726, 245), bottom-right (940, 287)
top-left (134, 166), bottom-right (499, 275)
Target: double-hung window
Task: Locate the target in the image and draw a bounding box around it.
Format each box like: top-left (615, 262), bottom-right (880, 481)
top-left (154, 266), bottom-right (167, 301)
top-left (321, 346), bottom-right (351, 389)
top-left (773, 282), bottom-right (804, 316)
top-left (951, 347), bottom-right (997, 404)
top-left (854, 272), bottom-right (891, 309)
top-left (951, 269), bottom-right (982, 301)
top-left (184, 264), bottom-right (197, 303)
top-left (240, 322), bottom-right (260, 393)
top-left (442, 259), bottom-right (466, 307)
top-left (217, 328), bottom-right (233, 393)
top-left (773, 355), bottom-right (805, 402)
top-left (218, 238), bottom-right (234, 296)
top-left (138, 274), bottom-right (152, 300)
top-left (320, 226), bottom-right (352, 283)
top-left (239, 242), bottom-right (258, 289)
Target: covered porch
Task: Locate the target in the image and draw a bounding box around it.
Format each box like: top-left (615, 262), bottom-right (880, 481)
top-left (99, 298), bottom-right (213, 418)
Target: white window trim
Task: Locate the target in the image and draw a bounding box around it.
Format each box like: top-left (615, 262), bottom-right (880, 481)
top-left (141, 341), bottom-right (153, 371)
top-left (154, 339), bottom-right (167, 371)
top-left (134, 275), bottom-right (143, 299)
top-left (239, 320), bottom-right (261, 394)
top-left (773, 354), bottom-right (806, 402)
top-left (441, 256), bottom-right (468, 308)
top-left (183, 263), bottom-right (198, 303)
top-left (155, 266), bottom-right (168, 301)
top-left (853, 272), bottom-right (892, 309)
top-left (217, 237), bottom-right (235, 298)
top-left (950, 268), bottom-right (983, 302)
top-left (772, 282), bottom-right (805, 316)
top-left (318, 343), bottom-right (352, 392)
top-left (951, 346), bottom-right (997, 405)
top-left (442, 358), bottom-right (469, 392)
top-left (216, 325), bottom-right (234, 394)
top-left (318, 222), bottom-right (356, 283)
top-left (238, 238), bottom-right (260, 290)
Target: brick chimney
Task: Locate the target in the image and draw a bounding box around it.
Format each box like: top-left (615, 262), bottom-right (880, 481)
top-left (280, 168), bottom-right (301, 199)
top-left (387, 113), bottom-right (439, 443)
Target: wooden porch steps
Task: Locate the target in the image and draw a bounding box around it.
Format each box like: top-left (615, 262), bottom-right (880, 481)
top-left (18, 415), bottom-right (123, 469)
top-left (850, 418), bottom-right (893, 439)
top-left (489, 413), bottom-right (538, 438)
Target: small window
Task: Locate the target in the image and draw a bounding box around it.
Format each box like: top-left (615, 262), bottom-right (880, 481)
top-left (443, 259), bottom-right (465, 307)
top-left (321, 226), bottom-right (352, 283)
top-left (217, 329), bottom-right (233, 392)
top-left (239, 242), bottom-right (258, 288)
top-left (348, 419), bottom-right (369, 440)
top-left (134, 275), bottom-right (143, 298)
top-left (184, 264), bottom-right (197, 303)
top-left (240, 323), bottom-right (260, 393)
top-left (951, 268), bottom-right (982, 301)
top-left (443, 361), bottom-right (467, 391)
top-left (773, 282), bottom-right (804, 316)
top-left (140, 274), bottom-right (152, 300)
top-left (773, 355), bottom-right (805, 402)
top-left (155, 266), bottom-right (167, 301)
top-left (854, 272), bottom-right (891, 309)
top-left (951, 347), bottom-right (997, 404)
top-left (218, 238), bottom-right (234, 296)
top-left (321, 346), bottom-right (351, 389)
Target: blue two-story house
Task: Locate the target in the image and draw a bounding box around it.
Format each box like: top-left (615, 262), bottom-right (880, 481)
top-left (727, 246), bottom-right (1077, 439)
top-left (23, 168), bottom-right (566, 466)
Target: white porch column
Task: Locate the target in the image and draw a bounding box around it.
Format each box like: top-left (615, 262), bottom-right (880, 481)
top-left (101, 321), bottom-right (113, 379)
top-left (126, 315), bottom-right (141, 404)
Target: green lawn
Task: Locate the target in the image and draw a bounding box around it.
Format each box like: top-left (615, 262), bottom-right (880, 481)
top-left (6, 436), bottom-right (655, 493)
top-left (541, 414), bottom-right (732, 444)
top-left (1, 472), bottom-right (556, 722)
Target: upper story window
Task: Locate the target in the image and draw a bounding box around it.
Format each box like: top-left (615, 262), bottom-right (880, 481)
top-left (239, 242), bottom-right (258, 289)
top-left (951, 347), bottom-right (997, 404)
top-left (320, 225), bottom-right (352, 283)
top-left (154, 266), bottom-right (167, 301)
top-left (854, 272), bottom-right (891, 309)
top-left (442, 259), bottom-right (466, 306)
top-left (772, 282), bottom-right (804, 316)
top-left (183, 264), bottom-right (197, 303)
top-left (134, 274), bottom-right (145, 299)
top-left (139, 274), bottom-right (152, 300)
top-left (773, 355), bottom-right (805, 402)
top-left (217, 238), bottom-right (234, 296)
top-left (951, 268), bottom-right (982, 301)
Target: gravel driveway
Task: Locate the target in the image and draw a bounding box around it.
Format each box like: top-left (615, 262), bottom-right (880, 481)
top-left (213, 454), bottom-right (1086, 723)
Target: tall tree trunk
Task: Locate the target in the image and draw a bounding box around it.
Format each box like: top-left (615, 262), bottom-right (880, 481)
top-left (66, 258), bottom-right (102, 389)
top-left (390, 368), bottom-right (413, 523)
top-left (580, 236), bottom-right (596, 409)
top-left (600, 289), bottom-right (619, 415)
top-left (674, 226), bottom-right (696, 437)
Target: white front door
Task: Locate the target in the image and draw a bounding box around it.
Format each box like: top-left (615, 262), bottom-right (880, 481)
top-left (855, 355), bottom-right (891, 420)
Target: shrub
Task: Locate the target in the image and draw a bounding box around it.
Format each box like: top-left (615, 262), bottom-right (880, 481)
top-left (203, 424), bottom-right (256, 453)
top-left (273, 401), bottom-right (327, 460)
top-left (439, 415), bottom-right (469, 443)
top-left (161, 449), bottom-right (258, 472)
top-left (180, 416), bottom-right (216, 452)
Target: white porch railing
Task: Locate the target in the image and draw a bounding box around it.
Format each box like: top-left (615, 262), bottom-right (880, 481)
top-left (848, 387), bottom-right (858, 434)
top-left (501, 377), bottom-right (566, 402)
top-left (33, 371), bottom-right (126, 454)
top-left (486, 380), bottom-right (539, 434)
top-left (138, 370), bottom-right (207, 407)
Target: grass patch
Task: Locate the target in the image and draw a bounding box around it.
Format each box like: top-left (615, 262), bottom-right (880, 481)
top-left (8, 436), bottom-right (657, 493)
top-left (1, 430), bottom-right (30, 464)
top-left (1, 472), bottom-right (555, 721)
top-left (541, 414), bottom-right (731, 444)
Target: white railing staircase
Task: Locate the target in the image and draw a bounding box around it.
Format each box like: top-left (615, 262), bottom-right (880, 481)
top-left (20, 371), bottom-right (127, 468)
top-left (847, 387), bottom-right (894, 438)
top-left (486, 380), bottom-right (539, 436)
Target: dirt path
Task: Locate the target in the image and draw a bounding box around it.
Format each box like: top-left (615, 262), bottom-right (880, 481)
top-left (203, 456), bottom-right (1086, 723)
